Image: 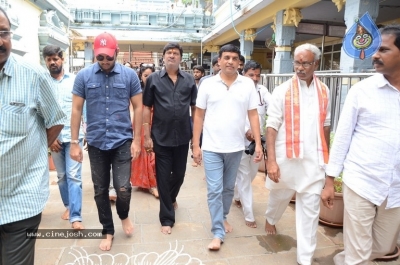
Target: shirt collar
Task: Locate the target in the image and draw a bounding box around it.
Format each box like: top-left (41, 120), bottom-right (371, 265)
top-left (215, 71), bottom-right (241, 83)
top-left (94, 62), bottom-right (121, 74)
top-left (3, 53), bottom-right (16, 77)
top-left (160, 68), bottom-right (184, 78)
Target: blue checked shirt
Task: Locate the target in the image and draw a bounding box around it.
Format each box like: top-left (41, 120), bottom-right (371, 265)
top-left (0, 54), bottom-right (66, 225)
top-left (51, 72), bottom-right (85, 142)
top-left (73, 62), bottom-right (142, 150)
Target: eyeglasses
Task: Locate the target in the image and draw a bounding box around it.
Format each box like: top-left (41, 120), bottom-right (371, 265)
top-left (0, 31), bottom-right (13, 40)
top-left (292, 61), bottom-right (315, 68)
top-left (96, 55), bottom-right (115, 61)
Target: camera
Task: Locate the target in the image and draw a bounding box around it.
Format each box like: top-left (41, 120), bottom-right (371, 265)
top-left (245, 136), bottom-right (266, 155)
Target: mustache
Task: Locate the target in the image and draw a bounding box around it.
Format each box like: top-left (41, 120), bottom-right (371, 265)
top-left (0, 46), bottom-right (6, 52)
top-left (372, 60), bottom-right (383, 65)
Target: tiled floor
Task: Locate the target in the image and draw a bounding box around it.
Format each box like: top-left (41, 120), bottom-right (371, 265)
top-left (34, 152), bottom-right (399, 265)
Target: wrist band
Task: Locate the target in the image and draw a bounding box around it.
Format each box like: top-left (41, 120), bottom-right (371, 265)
top-left (142, 123), bottom-right (149, 126)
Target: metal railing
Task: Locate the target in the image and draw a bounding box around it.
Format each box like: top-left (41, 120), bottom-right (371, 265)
top-left (260, 72), bottom-right (375, 132)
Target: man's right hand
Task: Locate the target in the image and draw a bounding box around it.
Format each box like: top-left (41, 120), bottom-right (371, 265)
top-left (144, 136), bottom-right (153, 153)
top-left (192, 145), bottom-right (202, 166)
top-left (50, 139), bottom-right (62, 153)
top-left (267, 160), bottom-right (280, 183)
top-left (321, 176), bottom-right (336, 209)
top-left (70, 144), bottom-right (83, 163)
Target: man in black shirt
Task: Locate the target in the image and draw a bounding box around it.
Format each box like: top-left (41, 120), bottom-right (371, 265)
top-left (143, 42), bottom-right (197, 235)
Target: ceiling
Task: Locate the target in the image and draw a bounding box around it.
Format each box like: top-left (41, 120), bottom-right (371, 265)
top-left (241, 0), bottom-right (400, 45)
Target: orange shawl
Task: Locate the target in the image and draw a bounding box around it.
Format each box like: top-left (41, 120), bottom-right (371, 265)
top-left (284, 74), bottom-right (329, 164)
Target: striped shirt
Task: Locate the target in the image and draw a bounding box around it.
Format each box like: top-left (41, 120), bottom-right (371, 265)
top-left (0, 54), bottom-right (66, 225)
top-left (50, 72), bottom-right (85, 142)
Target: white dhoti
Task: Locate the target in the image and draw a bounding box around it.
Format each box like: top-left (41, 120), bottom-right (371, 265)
top-left (265, 78), bottom-right (331, 265)
top-left (234, 151), bottom-right (259, 222)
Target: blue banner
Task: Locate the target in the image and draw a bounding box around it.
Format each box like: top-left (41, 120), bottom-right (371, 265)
top-left (342, 12), bottom-right (381, 60)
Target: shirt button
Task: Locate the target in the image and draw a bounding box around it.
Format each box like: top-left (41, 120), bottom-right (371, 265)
top-left (106, 119), bottom-right (108, 121)
top-left (106, 86), bottom-right (108, 88)
top-left (106, 108), bottom-right (109, 110)
top-left (106, 97), bottom-right (109, 99)
top-left (106, 75), bottom-right (108, 77)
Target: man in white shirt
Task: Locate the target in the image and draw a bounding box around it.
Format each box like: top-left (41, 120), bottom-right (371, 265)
top-left (233, 60), bottom-right (271, 228)
top-left (322, 24), bottom-right (400, 265)
top-left (192, 44), bottom-right (262, 250)
top-left (264, 43), bottom-right (331, 265)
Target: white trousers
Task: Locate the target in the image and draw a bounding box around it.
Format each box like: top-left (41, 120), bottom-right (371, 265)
top-left (334, 184), bottom-right (400, 265)
top-left (266, 189), bottom-right (320, 265)
top-left (234, 152), bottom-right (259, 222)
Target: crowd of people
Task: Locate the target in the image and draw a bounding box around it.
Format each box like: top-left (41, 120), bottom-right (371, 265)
top-left (1, 5), bottom-right (400, 265)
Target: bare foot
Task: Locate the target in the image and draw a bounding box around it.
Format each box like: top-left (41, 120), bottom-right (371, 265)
top-left (173, 201), bottom-right (178, 210)
top-left (71, 221), bottom-right (85, 230)
top-left (61, 209), bottom-right (69, 220)
top-left (233, 200), bottom-right (242, 208)
top-left (208, 238), bottom-right (222, 250)
top-left (245, 220), bottom-right (257, 228)
top-left (265, 220), bottom-right (276, 235)
top-left (109, 195), bottom-right (117, 202)
top-left (149, 187), bottom-right (159, 198)
top-left (161, 226), bottom-right (172, 234)
top-left (99, 234), bottom-right (113, 251)
top-left (121, 218), bottom-right (134, 236)
top-left (224, 220), bottom-right (233, 233)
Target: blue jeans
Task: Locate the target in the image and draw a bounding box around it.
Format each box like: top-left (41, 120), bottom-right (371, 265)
top-left (87, 140), bottom-right (132, 235)
top-left (51, 140), bottom-right (83, 223)
top-left (203, 150), bottom-right (242, 241)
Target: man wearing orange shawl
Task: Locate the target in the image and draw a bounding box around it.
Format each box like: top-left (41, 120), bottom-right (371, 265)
top-left (264, 43), bottom-right (331, 265)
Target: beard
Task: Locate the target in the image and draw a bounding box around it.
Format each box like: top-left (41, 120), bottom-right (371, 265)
top-left (49, 65), bottom-right (63, 75)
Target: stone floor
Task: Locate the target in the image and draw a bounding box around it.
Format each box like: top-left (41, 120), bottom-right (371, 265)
top-left (35, 152), bottom-right (399, 265)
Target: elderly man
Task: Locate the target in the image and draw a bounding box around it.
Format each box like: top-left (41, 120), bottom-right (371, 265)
top-left (0, 8), bottom-right (65, 264)
top-left (264, 43), bottom-right (331, 265)
top-left (322, 25), bottom-right (400, 265)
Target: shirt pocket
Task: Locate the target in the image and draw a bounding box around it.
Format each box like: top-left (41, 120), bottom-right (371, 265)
top-left (0, 104), bottom-right (30, 136)
top-left (113, 83), bottom-right (128, 98)
top-left (87, 83), bottom-right (101, 99)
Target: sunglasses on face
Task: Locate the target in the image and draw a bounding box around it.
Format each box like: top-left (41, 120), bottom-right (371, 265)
top-left (140, 63), bottom-right (154, 68)
top-left (96, 55), bottom-right (115, 61)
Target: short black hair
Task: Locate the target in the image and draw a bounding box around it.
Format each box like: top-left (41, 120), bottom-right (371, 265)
top-left (243, 60), bottom-right (261, 73)
top-left (218, 44), bottom-right (241, 58)
top-left (380, 24), bottom-right (400, 50)
top-left (42, 45), bottom-right (63, 59)
top-left (0, 7), bottom-right (10, 28)
top-left (163, 42), bottom-right (183, 57)
top-left (211, 55), bottom-right (219, 66)
top-left (193, 65), bottom-right (205, 74)
top-left (239, 55), bottom-right (245, 63)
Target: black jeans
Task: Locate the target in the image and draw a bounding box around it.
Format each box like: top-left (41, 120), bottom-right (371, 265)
top-left (87, 140), bottom-right (132, 235)
top-left (153, 142), bottom-right (189, 227)
top-left (0, 213), bottom-right (42, 265)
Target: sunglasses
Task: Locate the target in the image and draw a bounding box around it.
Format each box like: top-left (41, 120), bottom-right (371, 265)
top-left (140, 63), bottom-right (154, 68)
top-left (96, 55), bottom-right (115, 61)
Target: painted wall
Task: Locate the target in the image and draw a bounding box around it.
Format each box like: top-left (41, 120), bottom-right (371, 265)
top-left (11, 0), bottom-right (42, 64)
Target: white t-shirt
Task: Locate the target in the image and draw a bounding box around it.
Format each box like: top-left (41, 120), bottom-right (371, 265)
top-left (196, 73), bottom-right (259, 153)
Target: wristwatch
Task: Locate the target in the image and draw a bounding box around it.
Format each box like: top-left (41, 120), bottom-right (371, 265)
top-left (70, 140), bottom-right (79, 144)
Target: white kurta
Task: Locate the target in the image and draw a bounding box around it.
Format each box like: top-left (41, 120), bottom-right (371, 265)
top-left (265, 79), bottom-right (331, 194)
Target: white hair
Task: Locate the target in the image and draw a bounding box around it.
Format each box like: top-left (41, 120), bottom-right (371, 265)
top-left (294, 43), bottom-right (321, 61)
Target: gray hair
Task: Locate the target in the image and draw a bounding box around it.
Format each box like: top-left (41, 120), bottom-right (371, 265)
top-left (294, 43), bottom-right (321, 61)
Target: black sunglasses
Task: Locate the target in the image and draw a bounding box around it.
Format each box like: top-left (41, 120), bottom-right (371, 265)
top-left (96, 55), bottom-right (115, 61)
